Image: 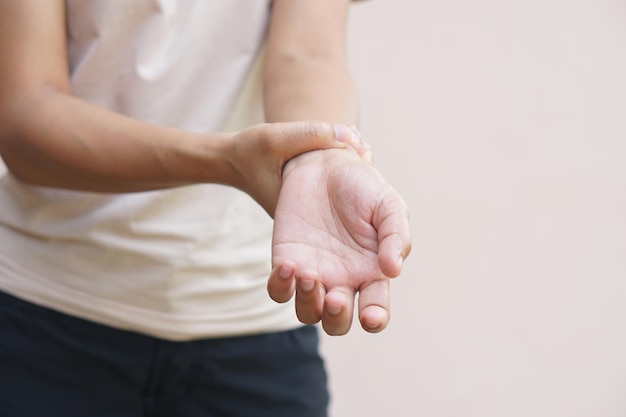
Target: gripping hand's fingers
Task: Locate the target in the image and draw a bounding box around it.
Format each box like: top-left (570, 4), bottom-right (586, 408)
top-left (348, 125), bottom-right (374, 164)
top-left (295, 274), bottom-right (325, 325)
top-left (374, 193), bottom-right (411, 278)
top-left (358, 278), bottom-right (391, 333)
top-left (321, 287), bottom-right (355, 336)
top-left (267, 262), bottom-right (296, 303)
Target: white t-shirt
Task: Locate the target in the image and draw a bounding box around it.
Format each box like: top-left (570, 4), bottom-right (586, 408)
top-left (0, 0), bottom-right (302, 340)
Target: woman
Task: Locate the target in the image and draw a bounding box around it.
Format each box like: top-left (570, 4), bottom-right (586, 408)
top-left (0, 1), bottom-right (411, 416)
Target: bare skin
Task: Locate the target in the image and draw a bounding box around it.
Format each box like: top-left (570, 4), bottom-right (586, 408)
top-left (268, 149), bottom-right (411, 335)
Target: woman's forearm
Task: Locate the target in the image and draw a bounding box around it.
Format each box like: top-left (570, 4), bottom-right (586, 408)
top-left (0, 88), bottom-right (233, 193)
top-left (263, 52), bottom-right (360, 125)
top-left (263, 0), bottom-right (359, 126)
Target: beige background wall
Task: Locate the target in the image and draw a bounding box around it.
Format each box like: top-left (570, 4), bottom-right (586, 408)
top-left (321, 1), bottom-right (626, 416)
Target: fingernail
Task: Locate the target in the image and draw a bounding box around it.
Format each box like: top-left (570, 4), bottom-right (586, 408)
top-left (326, 303), bottom-right (342, 315)
top-left (279, 265), bottom-right (292, 279)
top-left (397, 256), bottom-right (404, 270)
top-left (333, 124), bottom-right (351, 143)
top-left (299, 279), bottom-right (315, 292)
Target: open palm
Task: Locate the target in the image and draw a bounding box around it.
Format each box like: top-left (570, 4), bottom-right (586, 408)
top-left (268, 149), bottom-right (411, 335)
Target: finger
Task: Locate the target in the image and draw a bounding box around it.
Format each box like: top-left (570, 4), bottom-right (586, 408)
top-left (358, 279), bottom-right (391, 333)
top-left (321, 287), bottom-right (355, 336)
top-left (295, 274), bottom-right (325, 325)
top-left (361, 145), bottom-right (374, 164)
top-left (348, 125), bottom-right (373, 164)
top-left (267, 262), bottom-right (296, 303)
top-left (374, 193), bottom-right (412, 278)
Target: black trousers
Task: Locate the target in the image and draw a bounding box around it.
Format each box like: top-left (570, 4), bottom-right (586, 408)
top-left (0, 290), bottom-right (329, 417)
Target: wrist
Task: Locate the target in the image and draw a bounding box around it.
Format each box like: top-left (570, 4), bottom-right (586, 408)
top-left (188, 131), bottom-right (238, 187)
top-left (282, 147), bottom-right (362, 178)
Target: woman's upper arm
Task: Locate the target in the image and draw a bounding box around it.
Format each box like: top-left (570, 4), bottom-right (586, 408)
top-left (0, 0), bottom-right (70, 100)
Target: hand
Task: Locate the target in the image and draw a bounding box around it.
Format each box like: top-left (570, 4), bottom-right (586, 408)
top-left (267, 149), bottom-right (411, 335)
top-left (225, 121), bottom-right (367, 217)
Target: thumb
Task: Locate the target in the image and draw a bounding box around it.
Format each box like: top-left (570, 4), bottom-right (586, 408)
top-left (271, 121), bottom-right (355, 161)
